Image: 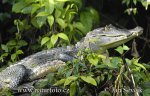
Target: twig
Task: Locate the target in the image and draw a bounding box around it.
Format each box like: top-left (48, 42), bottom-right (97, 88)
top-left (122, 56), bottom-right (139, 96)
top-left (138, 37), bottom-right (150, 43)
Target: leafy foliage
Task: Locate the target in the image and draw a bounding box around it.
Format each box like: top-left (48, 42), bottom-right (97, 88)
top-left (0, 34), bottom-right (27, 63)
top-left (29, 45), bottom-right (150, 96)
top-left (0, 88), bottom-right (13, 96)
top-left (122, 0), bottom-right (150, 15)
top-left (0, 0), bottom-right (99, 65)
top-left (12, 0), bottom-right (99, 48)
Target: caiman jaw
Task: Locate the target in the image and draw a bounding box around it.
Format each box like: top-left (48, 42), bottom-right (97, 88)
top-left (100, 26), bottom-right (143, 49)
top-left (128, 26), bottom-right (143, 37)
top-left (75, 25), bottom-right (143, 52)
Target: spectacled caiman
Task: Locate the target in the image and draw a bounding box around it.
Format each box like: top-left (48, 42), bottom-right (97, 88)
top-left (0, 24), bottom-right (143, 89)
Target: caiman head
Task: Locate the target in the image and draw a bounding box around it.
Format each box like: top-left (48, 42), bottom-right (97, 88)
top-left (75, 24), bottom-right (143, 52)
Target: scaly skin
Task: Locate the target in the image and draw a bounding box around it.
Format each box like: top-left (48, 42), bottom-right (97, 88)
top-left (0, 24), bottom-right (143, 89)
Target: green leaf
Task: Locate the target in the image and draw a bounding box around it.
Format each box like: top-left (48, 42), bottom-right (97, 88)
top-left (56, 0), bottom-right (70, 2)
top-left (58, 33), bottom-right (69, 41)
top-left (36, 16), bottom-right (47, 28)
top-left (56, 18), bottom-right (67, 29)
top-left (126, 0), bottom-right (130, 6)
top-left (1, 53), bottom-right (8, 58)
top-left (16, 50), bottom-right (23, 55)
top-left (133, 8), bottom-right (137, 15)
top-left (142, 82), bottom-right (150, 89)
top-left (98, 54), bottom-right (106, 59)
top-left (80, 11), bottom-right (93, 32)
top-left (115, 46), bottom-right (124, 54)
top-left (143, 89), bottom-right (150, 96)
top-left (41, 37), bottom-right (50, 46)
top-left (68, 24), bottom-right (73, 32)
top-left (123, 45), bottom-right (129, 50)
top-left (73, 22), bottom-right (86, 33)
top-left (64, 76), bottom-right (78, 86)
top-left (0, 53), bottom-right (8, 62)
top-left (86, 7), bottom-right (99, 24)
top-left (88, 58), bottom-right (99, 66)
top-left (12, 1), bottom-right (28, 13)
top-left (1, 44), bottom-right (8, 52)
top-left (55, 1), bottom-right (65, 10)
top-left (87, 53), bottom-right (99, 66)
top-left (25, 0), bottom-right (36, 4)
top-left (71, 0), bottom-right (82, 9)
top-left (36, 12), bottom-right (49, 17)
top-left (55, 9), bottom-right (62, 18)
top-left (51, 34), bottom-right (58, 46)
top-left (31, 4), bottom-right (41, 15)
top-left (133, 59), bottom-right (146, 70)
top-left (142, 2), bottom-right (149, 10)
top-left (111, 57), bottom-right (121, 68)
top-left (31, 17), bottom-right (39, 28)
top-left (11, 54), bottom-right (17, 62)
top-left (80, 76), bottom-right (97, 86)
top-left (47, 15), bottom-right (54, 29)
top-left (21, 5), bottom-right (32, 14)
top-left (32, 16), bottom-right (47, 28)
top-left (18, 40), bottom-right (28, 47)
top-left (143, 63), bottom-right (150, 69)
top-left (122, 0), bottom-right (127, 4)
top-left (65, 69), bottom-right (72, 77)
top-left (45, 0), bottom-right (55, 14)
top-left (7, 40), bottom-right (16, 46)
top-left (70, 82), bottom-right (77, 96)
top-left (54, 79), bottom-right (66, 86)
top-left (133, 0), bottom-right (137, 5)
top-left (46, 40), bottom-right (53, 49)
top-left (46, 73), bottom-right (54, 83)
top-left (98, 91), bottom-right (111, 96)
top-left (66, 11), bottom-right (77, 23)
top-left (34, 79), bottom-right (48, 88)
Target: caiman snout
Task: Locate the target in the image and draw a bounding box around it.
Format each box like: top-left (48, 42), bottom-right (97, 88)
top-left (76, 25), bottom-right (143, 51)
top-left (129, 26), bottom-right (143, 36)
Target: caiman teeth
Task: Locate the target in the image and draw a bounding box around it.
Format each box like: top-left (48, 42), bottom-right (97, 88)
top-left (136, 32), bottom-right (140, 36)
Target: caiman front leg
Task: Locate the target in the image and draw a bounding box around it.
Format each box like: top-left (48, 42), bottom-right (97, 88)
top-left (12, 59), bottom-right (69, 95)
top-left (28, 51), bottom-right (75, 80)
top-left (12, 52), bottom-right (74, 93)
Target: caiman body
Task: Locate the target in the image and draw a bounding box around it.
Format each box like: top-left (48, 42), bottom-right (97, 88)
top-left (0, 25), bottom-right (143, 89)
